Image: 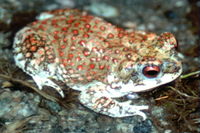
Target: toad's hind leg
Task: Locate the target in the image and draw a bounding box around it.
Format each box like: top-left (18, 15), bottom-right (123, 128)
top-left (13, 28), bottom-right (65, 98)
top-left (79, 83), bottom-right (148, 119)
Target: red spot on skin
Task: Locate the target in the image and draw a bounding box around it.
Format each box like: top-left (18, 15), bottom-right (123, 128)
top-left (93, 25), bottom-right (98, 29)
top-left (71, 36), bottom-right (76, 40)
top-left (83, 49), bottom-right (90, 56)
top-left (90, 64), bottom-right (95, 69)
top-left (77, 65), bottom-right (83, 70)
top-left (51, 19), bottom-right (57, 25)
top-left (90, 57), bottom-right (96, 62)
top-left (83, 33), bottom-right (89, 38)
top-left (79, 40), bottom-right (86, 46)
top-left (63, 38), bottom-right (67, 42)
top-left (100, 26), bottom-right (106, 31)
top-left (95, 20), bottom-right (100, 24)
top-left (81, 28), bottom-right (86, 31)
top-left (29, 45), bottom-right (37, 52)
top-left (70, 62), bottom-right (75, 66)
top-left (76, 56), bottom-right (81, 61)
top-left (85, 24), bottom-right (91, 28)
top-left (99, 65), bottom-right (105, 70)
top-left (118, 33), bottom-right (124, 38)
top-left (54, 31), bottom-right (59, 34)
top-left (96, 57), bottom-right (101, 62)
top-left (70, 45), bottom-right (76, 50)
top-left (107, 33), bottom-right (114, 39)
top-left (92, 47), bottom-right (98, 52)
top-left (87, 30), bottom-right (93, 33)
top-left (38, 25), bottom-right (45, 30)
top-left (73, 30), bottom-right (79, 35)
top-left (142, 35), bottom-right (147, 40)
top-left (41, 20), bottom-right (47, 24)
top-left (51, 40), bottom-right (57, 44)
top-left (62, 58), bottom-right (67, 63)
top-left (103, 56), bottom-right (109, 60)
top-left (112, 58), bottom-right (118, 63)
top-left (62, 62), bottom-right (67, 66)
top-left (60, 44), bottom-right (66, 49)
top-left (54, 35), bottom-right (59, 39)
top-left (74, 22), bottom-right (80, 27)
top-left (59, 51), bottom-right (64, 56)
top-left (68, 53), bottom-right (74, 59)
top-left (69, 14), bottom-right (74, 18)
top-left (62, 27), bottom-right (68, 31)
top-left (67, 19), bottom-right (73, 24)
top-left (29, 37), bottom-right (37, 44)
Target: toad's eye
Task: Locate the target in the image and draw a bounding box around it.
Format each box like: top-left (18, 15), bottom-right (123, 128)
top-left (142, 65), bottom-right (160, 78)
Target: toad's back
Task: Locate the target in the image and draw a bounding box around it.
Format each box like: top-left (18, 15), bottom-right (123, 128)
top-left (13, 9), bottom-right (155, 85)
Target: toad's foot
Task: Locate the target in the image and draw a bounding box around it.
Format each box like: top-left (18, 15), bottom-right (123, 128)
top-left (32, 75), bottom-right (64, 97)
top-left (79, 84), bottom-right (148, 120)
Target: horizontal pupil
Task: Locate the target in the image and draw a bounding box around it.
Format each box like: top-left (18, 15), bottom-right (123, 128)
top-left (146, 70), bottom-right (159, 76)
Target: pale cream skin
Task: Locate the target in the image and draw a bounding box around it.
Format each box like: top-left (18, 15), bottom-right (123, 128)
top-left (13, 9), bottom-right (182, 120)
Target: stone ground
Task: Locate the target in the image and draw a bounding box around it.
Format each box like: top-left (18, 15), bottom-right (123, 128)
top-left (0, 0), bottom-right (199, 133)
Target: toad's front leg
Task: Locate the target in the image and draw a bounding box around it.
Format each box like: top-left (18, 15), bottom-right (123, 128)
top-left (79, 84), bottom-right (148, 120)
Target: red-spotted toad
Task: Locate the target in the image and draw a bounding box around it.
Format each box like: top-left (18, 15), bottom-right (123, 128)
top-left (13, 9), bottom-right (182, 119)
